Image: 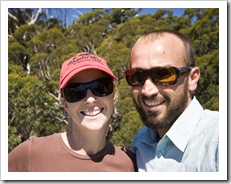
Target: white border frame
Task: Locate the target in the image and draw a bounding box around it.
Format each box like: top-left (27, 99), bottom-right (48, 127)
top-left (1, 0), bottom-right (228, 181)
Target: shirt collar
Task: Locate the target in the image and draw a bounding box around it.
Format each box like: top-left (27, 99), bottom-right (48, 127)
top-left (140, 126), bottom-right (158, 146)
top-left (166, 97), bottom-right (204, 152)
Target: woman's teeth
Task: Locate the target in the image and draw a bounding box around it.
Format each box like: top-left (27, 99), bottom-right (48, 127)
top-left (81, 108), bottom-right (103, 116)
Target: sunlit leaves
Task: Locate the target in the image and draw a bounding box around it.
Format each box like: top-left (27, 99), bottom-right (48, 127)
top-left (8, 72), bottom-right (66, 151)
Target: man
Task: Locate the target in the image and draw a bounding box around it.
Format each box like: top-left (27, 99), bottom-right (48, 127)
top-left (125, 30), bottom-right (219, 171)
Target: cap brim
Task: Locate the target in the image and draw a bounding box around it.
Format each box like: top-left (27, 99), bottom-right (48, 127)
top-left (60, 65), bottom-right (117, 90)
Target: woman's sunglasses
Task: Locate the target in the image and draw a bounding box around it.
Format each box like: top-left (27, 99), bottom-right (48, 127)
top-left (125, 65), bottom-right (193, 86)
top-left (62, 78), bottom-right (114, 103)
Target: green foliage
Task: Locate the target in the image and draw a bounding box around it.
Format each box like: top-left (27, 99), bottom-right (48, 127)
top-left (195, 50), bottom-right (219, 110)
top-left (111, 8), bottom-right (139, 25)
top-left (110, 110), bottom-right (143, 147)
top-left (8, 8), bottom-right (219, 152)
top-left (8, 70), bottom-right (67, 152)
top-left (37, 17), bottom-right (64, 31)
top-left (8, 38), bottom-right (27, 65)
top-left (78, 10), bottom-right (111, 25)
top-left (31, 28), bottom-right (65, 54)
top-left (14, 24), bottom-right (41, 44)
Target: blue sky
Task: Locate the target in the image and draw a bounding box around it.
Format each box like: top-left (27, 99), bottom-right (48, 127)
top-left (140, 8), bottom-right (185, 16)
top-left (71, 8), bottom-right (185, 16)
top-left (66, 8), bottom-right (185, 26)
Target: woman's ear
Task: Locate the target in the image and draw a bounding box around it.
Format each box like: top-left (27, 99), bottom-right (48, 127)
top-left (113, 87), bottom-right (118, 102)
top-left (188, 66), bottom-right (200, 93)
top-left (60, 97), bottom-right (68, 109)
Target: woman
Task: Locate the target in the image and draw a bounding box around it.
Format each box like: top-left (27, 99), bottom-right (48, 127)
top-left (8, 52), bottom-right (137, 172)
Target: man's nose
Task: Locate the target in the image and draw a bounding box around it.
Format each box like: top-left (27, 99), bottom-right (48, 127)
top-left (141, 77), bottom-right (159, 97)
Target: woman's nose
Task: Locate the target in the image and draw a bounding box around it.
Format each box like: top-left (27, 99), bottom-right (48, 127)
top-left (84, 89), bottom-right (97, 104)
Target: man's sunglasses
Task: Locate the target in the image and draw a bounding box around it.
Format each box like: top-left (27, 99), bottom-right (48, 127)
top-left (62, 78), bottom-right (114, 103)
top-left (125, 65), bottom-right (193, 86)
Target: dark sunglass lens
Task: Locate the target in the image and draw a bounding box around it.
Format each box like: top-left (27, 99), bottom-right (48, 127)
top-left (63, 85), bottom-right (86, 102)
top-left (126, 70), bottom-right (145, 86)
top-left (92, 78), bottom-right (114, 96)
top-left (153, 68), bottom-right (177, 84)
top-left (63, 78), bottom-right (114, 102)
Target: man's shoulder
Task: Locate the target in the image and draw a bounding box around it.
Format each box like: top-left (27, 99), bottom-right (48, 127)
top-left (193, 109), bottom-right (219, 141)
top-left (193, 97), bottom-right (219, 120)
top-left (200, 109), bottom-right (219, 129)
top-left (191, 98), bottom-right (219, 129)
top-left (131, 127), bottom-right (157, 150)
top-left (204, 109), bottom-right (219, 119)
top-left (134, 126), bottom-right (150, 139)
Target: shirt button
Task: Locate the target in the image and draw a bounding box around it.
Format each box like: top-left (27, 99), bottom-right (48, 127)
top-left (157, 152), bottom-right (162, 158)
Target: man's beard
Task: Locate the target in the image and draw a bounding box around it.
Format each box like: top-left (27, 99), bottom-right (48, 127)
top-left (132, 84), bottom-right (189, 130)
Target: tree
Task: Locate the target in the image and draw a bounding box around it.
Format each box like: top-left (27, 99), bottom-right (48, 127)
top-left (66, 10), bottom-right (111, 54)
top-left (8, 8), bottom-right (45, 36)
top-left (110, 8), bottom-right (141, 26)
top-left (8, 66), bottom-right (67, 152)
top-left (184, 9), bottom-right (219, 110)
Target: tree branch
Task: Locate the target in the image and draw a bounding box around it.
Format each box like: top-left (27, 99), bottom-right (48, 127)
top-left (8, 12), bottom-right (18, 22)
top-left (29, 8), bottom-right (43, 25)
top-left (48, 91), bottom-right (60, 102)
top-left (55, 116), bottom-right (68, 124)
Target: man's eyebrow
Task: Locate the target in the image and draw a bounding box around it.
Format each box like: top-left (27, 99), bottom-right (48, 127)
top-left (131, 65), bottom-right (175, 70)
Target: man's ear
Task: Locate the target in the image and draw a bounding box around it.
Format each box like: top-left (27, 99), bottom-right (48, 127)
top-left (188, 66), bottom-right (200, 93)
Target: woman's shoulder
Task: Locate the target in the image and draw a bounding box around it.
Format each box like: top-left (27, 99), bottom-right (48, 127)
top-left (10, 133), bottom-right (60, 152)
top-left (28, 133), bottom-right (60, 143)
top-left (108, 142), bottom-right (138, 171)
top-left (12, 133), bottom-right (61, 155)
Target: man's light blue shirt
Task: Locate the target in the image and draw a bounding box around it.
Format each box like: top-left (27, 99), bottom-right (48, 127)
top-left (131, 97), bottom-right (219, 172)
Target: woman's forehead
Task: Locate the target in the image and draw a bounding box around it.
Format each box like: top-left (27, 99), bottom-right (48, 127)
top-left (68, 69), bottom-right (110, 84)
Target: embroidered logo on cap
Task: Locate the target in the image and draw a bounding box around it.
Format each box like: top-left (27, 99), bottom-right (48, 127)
top-left (67, 53), bottom-right (104, 66)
